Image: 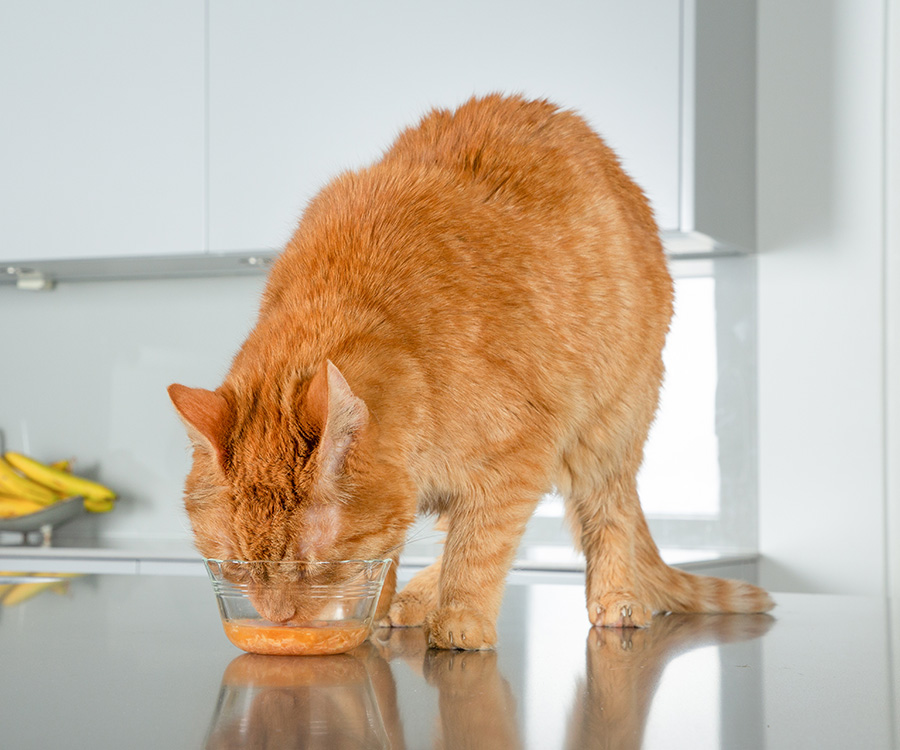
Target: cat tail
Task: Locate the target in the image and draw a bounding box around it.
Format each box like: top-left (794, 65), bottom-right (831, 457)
top-left (648, 563), bottom-right (775, 616)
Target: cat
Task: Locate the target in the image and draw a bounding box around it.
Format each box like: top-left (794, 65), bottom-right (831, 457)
top-left (168, 93), bottom-right (774, 650)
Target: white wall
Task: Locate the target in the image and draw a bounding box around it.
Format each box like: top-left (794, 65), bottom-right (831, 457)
top-left (887, 26), bottom-right (900, 739)
top-left (0, 275), bottom-right (267, 543)
top-left (887, 0), bottom-right (900, 608)
top-left (757, 0), bottom-right (889, 596)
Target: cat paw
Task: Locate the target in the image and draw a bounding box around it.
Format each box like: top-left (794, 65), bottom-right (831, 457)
top-left (386, 565), bottom-right (440, 627)
top-left (424, 607), bottom-right (497, 650)
top-left (588, 591), bottom-right (653, 628)
top-left (387, 589), bottom-right (434, 628)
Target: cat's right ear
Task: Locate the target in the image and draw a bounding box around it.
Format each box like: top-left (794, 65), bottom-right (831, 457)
top-left (167, 384), bottom-right (230, 466)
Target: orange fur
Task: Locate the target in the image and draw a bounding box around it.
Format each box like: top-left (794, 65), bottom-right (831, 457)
top-left (168, 94), bottom-right (773, 649)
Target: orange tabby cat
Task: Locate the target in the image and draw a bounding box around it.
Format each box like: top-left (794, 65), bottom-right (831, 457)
top-left (169, 94), bottom-right (773, 650)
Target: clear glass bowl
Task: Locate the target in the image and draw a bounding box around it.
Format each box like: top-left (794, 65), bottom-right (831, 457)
top-left (204, 558), bottom-right (392, 656)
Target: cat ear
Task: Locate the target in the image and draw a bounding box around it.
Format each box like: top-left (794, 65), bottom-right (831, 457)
top-left (167, 384), bottom-right (230, 465)
top-left (303, 360), bottom-right (368, 478)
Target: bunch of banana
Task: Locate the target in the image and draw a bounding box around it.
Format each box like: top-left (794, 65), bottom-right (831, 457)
top-left (0, 451), bottom-right (117, 516)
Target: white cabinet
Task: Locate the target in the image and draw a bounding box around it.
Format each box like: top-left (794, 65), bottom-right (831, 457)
top-left (0, 1), bottom-right (756, 279)
top-left (207, 0), bottom-right (685, 253)
top-left (0, 1), bottom-right (205, 264)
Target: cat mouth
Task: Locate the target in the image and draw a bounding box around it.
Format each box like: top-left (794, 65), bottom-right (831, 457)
top-left (252, 595), bottom-right (324, 625)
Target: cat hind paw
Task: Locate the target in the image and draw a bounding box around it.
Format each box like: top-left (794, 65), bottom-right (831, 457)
top-left (588, 592), bottom-right (653, 628)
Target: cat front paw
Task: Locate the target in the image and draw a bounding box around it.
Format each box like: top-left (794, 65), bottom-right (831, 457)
top-left (387, 588), bottom-right (434, 628)
top-left (424, 607), bottom-right (497, 650)
top-left (588, 591), bottom-right (653, 628)
top-left (386, 563), bottom-right (440, 628)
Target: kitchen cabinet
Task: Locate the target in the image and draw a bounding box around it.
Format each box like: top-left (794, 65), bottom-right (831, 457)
top-left (208, 0), bottom-right (684, 253)
top-left (0, 0), bottom-right (755, 283)
top-left (208, 0), bottom-right (756, 256)
top-left (0, 1), bottom-right (206, 265)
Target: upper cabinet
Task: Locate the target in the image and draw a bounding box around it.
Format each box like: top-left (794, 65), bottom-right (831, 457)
top-left (206, 0), bottom-right (683, 253)
top-left (1, 1), bottom-right (755, 281)
top-left (0, 1), bottom-right (205, 264)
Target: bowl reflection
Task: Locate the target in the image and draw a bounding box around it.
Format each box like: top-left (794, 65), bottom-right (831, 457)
top-left (205, 646), bottom-right (392, 750)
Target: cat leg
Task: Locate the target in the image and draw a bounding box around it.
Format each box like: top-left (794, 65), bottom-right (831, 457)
top-left (385, 514), bottom-right (448, 627)
top-left (570, 467), bottom-right (661, 629)
top-left (425, 492), bottom-right (540, 650)
top-left (573, 466), bottom-right (774, 626)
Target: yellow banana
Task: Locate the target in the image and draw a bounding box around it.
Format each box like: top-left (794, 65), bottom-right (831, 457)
top-left (0, 457), bottom-right (60, 505)
top-left (0, 496), bottom-right (47, 518)
top-left (50, 459), bottom-right (73, 472)
top-left (0, 491), bottom-right (32, 503)
top-left (5, 452), bottom-right (115, 502)
top-left (83, 497), bottom-right (115, 513)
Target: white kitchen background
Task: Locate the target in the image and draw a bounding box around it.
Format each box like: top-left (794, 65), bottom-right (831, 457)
top-left (0, 0), bottom-right (896, 606)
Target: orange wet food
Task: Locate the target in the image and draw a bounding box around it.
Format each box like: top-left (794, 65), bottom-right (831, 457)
top-left (222, 619), bottom-right (370, 656)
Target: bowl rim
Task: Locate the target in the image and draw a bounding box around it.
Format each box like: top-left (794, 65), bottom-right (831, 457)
top-left (203, 557), bottom-right (393, 566)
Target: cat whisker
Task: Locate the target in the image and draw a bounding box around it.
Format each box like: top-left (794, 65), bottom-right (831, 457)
top-left (383, 528), bottom-right (446, 558)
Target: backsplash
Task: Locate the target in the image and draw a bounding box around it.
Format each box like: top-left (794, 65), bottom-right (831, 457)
top-left (0, 274), bottom-right (267, 544)
top-left (1, 254), bottom-right (758, 556)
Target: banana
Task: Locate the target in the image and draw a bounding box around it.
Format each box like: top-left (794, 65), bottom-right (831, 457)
top-left (83, 497), bottom-right (115, 513)
top-left (4, 452), bottom-right (115, 502)
top-left (0, 497), bottom-right (46, 518)
top-left (50, 459), bottom-right (73, 472)
top-left (0, 457), bottom-right (60, 505)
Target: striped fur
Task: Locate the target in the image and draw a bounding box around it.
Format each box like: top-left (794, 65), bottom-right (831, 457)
top-left (169, 95), bottom-right (772, 650)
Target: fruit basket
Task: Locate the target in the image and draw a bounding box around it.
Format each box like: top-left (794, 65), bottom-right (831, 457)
top-left (0, 496), bottom-right (85, 545)
top-left (0, 448), bottom-right (117, 546)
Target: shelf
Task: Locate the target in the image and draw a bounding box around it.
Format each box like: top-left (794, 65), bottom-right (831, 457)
top-left (0, 232), bottom-right (744, 289)
top-left (1, 250), bottom-right (278, 289)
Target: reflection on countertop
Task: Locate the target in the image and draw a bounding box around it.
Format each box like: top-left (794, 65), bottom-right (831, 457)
top-left (205, 647), bottom-right (395, 749)
top-left (202, 614), bottom-right (775, 750)
top-left (0, 574), bottom-right (897, 749)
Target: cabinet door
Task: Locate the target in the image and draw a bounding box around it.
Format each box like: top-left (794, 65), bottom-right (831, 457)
top-left (0, 2), bottom-right (205, 262)
top-left (208, 0), bottom-right (681, 253)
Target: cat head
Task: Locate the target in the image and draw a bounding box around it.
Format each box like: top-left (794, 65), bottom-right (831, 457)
top-left (168, 360), bottom-right (406, 621)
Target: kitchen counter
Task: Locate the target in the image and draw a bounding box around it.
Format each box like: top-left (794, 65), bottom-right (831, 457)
top-left (0, 534), bottom-right (761, 582)
top-left (1, 571), bottom-right (896, 749)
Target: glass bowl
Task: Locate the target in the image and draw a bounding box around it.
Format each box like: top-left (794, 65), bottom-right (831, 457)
top-left (204, 558), bottom-right (392, 656)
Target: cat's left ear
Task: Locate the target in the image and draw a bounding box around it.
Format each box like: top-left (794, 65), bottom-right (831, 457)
top-left (167, 384), bottom-right (230, 467)
top-left (303, 360), bottom-right (369, 479)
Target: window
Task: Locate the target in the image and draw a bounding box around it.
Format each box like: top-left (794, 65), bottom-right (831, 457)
top-left (402, 253), bottom-right (759, 566)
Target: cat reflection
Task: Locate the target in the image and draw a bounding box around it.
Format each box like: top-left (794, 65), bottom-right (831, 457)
top-left (375, 627), bottom-right (522, 750)
top-left (205, 645), bottom-right (400, 750)
top-left (204, 615), bottom-right (770, 750)
top-left (565, 613), bottom-right (775, 750)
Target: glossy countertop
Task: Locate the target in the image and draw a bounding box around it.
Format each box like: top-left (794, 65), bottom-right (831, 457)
top-left (0, 571), bottom-right (897, 749)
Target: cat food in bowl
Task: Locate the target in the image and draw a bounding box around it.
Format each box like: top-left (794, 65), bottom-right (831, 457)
top-left (204, 558), bottom-right (392, 656)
